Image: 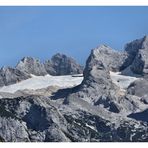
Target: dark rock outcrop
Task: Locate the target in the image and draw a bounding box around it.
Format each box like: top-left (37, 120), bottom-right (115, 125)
top-left (128, 109), bottom-right (148, 122)
top-left (44, 53), bottom-right (83, 76)
top-left (0, 66), bottom-right (30, 87)
top-left (16, 57), bottom-right (47, 76)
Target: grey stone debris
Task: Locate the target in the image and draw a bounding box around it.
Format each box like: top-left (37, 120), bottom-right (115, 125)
top-left (44, 53), bottom-right (83, 75)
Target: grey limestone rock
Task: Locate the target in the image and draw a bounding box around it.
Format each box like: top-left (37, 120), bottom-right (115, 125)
top-left (121, 36), bottom-right (148, 75)
top-left (0, 94), bottom-right (148, 142)
top-left (0, 96), bottom-right (70, 142)
top-left (0, 66), bottom-right (31, 87)
top-left (16, 57), bottom-right (47, 76)
top-left (44, 53), bottom-right (83, 76)
top-left (88, 45), bottom-right (127, 72)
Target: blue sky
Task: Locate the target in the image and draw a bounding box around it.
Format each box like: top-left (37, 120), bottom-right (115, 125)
top-left (0, 6), bottom-right (148, 67)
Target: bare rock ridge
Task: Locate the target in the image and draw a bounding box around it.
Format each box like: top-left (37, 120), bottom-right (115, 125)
top-left (16, 54), bottom-right (83, 76)
top-left (0, 54), bottom-right (83, 87)
top-left (16, 57), bottom-right (47, 76)
top-left (0, 66), bottom-right (31, 87)
top-left (86, 45), bottom-right (127, 72)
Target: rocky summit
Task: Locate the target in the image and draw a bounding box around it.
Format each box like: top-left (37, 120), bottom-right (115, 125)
top-left (16, 57), bottom-right (48, 76)
top-left (0, 66), bottom-right (31, 87)
top-left (44, 53), bottom-right (83, 76)
top-left (1, 36), bottom-right (148, 142)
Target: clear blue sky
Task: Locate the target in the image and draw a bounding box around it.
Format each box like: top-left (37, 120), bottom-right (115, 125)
top-left (0, 6), bottom-right (148, 67)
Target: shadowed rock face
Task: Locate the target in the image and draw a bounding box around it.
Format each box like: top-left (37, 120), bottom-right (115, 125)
top-left (128, 109), bottom-right (148, 122)
top-left (0, 67), bottom-right (31, 87)
top-left (44, 53), bottom-right (83, 76)
top-left (16, 57), bottom-right (47, 76)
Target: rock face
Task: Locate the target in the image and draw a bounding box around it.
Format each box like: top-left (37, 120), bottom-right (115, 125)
top-left (65, 46), bottom-right (143, 115)
top-left (121, 36), bottom-right (148, 75)
top-left (0, 95), bottom-right (148, 142)
top-left (16, 57), bottom-right (47, 76)
top-left (44, 53), bottom-right (83, 76)
top-left (0, 96), bottom-right (70, 142)
top-left (88, 45), bottom-right (126, 72)
top-left (127, 79), bottom-right (148, 104)
top-left (79, 46), bottom-right (117, 104)
top-left (0, 67), bottom-right (30, 87)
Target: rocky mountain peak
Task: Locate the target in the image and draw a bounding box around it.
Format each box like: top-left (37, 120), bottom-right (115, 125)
top-left (16, 56), bottom-right (47, 76)
top-left (1, 66), bottom-right (11, 72)
top-left (124, 35), bottom-right (148, 53)
top-left (44, 53), bottom-right (83, 76)
top-left (87, 44), bottom-right (126, 72)
top-left (83, 47), bottom-right (108, 80)
top-left (141, 35), bottom-right (148, 49)
top-left (122, 35), bottom-right (148, 75)
top-left (66, 45), bottom-right (120, 112)
top-left (20, 56), bottom-right (40, 63)
top-left (51, 53), bottom-right (67, 59)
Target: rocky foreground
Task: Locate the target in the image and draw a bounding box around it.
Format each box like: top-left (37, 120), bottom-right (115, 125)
top-left (1, 36), bottom-right (148, 142)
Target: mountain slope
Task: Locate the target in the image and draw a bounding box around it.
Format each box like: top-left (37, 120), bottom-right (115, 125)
top-left (0, 36), bottom-right (148, 142)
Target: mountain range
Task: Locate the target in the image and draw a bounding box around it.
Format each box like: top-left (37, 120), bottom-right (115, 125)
top-left (0, 36), bottom-right (148, 142)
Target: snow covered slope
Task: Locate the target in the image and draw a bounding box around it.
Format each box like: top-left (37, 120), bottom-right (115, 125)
top-left (0, 72), bottom-right (138, 94)
top-left (110, 71), bottom-right (138, 89)
top-left (0, 74), bottom-right (83, 93)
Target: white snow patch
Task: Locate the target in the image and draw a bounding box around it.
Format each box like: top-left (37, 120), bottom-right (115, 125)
top-left (85, 123), bottom-right (97, 131)
top-left (0, 71), bottom-right (139, 94)
top-left (0, 74), bottom-right (83, 93)
top-left (110, 71), bottom-right (138, 89)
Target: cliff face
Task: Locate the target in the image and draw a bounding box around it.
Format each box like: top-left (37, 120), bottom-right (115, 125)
top-left (44, 53), bottom-right (83, 76)
top-left (0, 66), bottom-right (31, 87)
top-left (16, 57), bottom-right (48, 76)
top-left (121, 36), bottom-right (148, 76)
